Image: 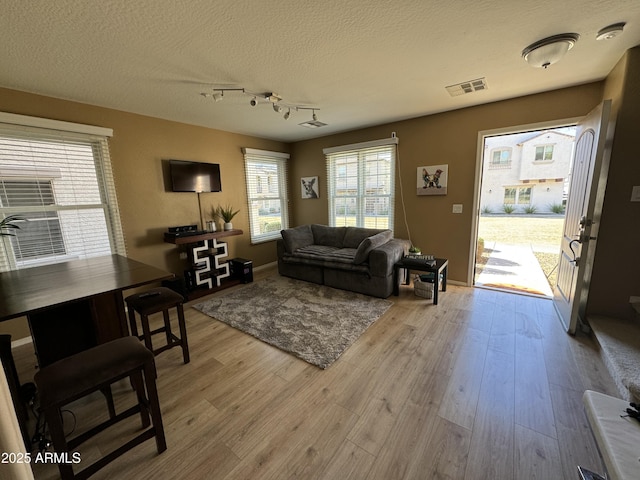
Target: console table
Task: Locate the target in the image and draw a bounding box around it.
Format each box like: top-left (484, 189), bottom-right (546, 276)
top-left (164, 229), bottom-right (243, 298)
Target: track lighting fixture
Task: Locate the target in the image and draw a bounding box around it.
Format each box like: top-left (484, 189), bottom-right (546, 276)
top-left (299, 109), bottom-right (327, 129)
top-left (200, 87), bottom-right (325, 127)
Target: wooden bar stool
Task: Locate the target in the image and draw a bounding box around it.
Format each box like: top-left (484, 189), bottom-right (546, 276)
top-left (125, 287), bottom-right (190, 364)
top-left (34, 336), bottom-right (166, 480)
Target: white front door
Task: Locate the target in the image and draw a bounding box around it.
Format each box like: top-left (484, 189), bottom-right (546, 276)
top-left (553, 100), bottom-right (612, 334)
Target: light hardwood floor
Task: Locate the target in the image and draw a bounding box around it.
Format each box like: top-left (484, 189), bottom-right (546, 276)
top-left (13, 266), bottom-right (618, 480)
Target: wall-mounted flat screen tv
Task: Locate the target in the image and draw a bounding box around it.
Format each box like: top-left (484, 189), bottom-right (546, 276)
top-left (169, 160), bottom-right (222, 192)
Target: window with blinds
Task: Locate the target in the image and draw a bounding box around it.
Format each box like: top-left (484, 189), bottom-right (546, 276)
top-left (0, 113), bottom-right (126, 271)
top-left (242, 148), bottom-right (289, 244)
top-left (324, 139), bottom-right (396, 230)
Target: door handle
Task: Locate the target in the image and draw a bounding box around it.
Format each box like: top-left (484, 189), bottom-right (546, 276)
top-left (569, 239), bottom-right (581, 264)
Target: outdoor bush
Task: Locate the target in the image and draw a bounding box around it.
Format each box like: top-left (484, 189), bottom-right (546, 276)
top-left (481, 206), bottom-right (492, 214)
top-left (524, 205), bottom-right (537, 214)
top-left (502, 204), bottom-right (515, 214)
top-left (261, 220), bottom-right (282, 232)
top-left (549, 203), bottom-right (565, 214)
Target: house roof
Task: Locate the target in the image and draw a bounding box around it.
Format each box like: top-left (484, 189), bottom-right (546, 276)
top-left (519, 130), bottom-right (577, 145)
top-left (1, 0), bottom-right (639, 142)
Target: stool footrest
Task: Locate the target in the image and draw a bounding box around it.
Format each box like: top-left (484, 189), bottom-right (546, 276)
top-left (67, 404), bottom-right (144, 449)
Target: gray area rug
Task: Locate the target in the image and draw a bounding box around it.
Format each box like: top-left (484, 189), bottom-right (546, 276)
top-left (193, 276), bottom-right (392, 369)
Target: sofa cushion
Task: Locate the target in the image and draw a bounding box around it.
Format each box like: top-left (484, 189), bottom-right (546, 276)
top-left (281, 225), bottom-right (314, 254)
top-left (353, 230), bottom-right (393, 264)
top-left (282, 247), bottom-right (369, 274)
top-left (311, 224), bottom-right (347, 248)
top-left (294, 245), bottom-right (357, 264)
top-left (343, 227), bottom-right (387, 248)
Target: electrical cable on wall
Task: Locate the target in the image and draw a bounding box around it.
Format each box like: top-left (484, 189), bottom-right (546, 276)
top-left (393, 132), bottom-right (414, 248)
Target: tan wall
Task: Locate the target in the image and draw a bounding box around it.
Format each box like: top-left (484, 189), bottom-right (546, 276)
top-left (291, 83), bottom-right (604, 283)
top-left (3, 72), bottom-right (632, 342)
top-left (0, 87), bottom-right (289, 340)
top-left (587, 46), bottom-right (640, 320)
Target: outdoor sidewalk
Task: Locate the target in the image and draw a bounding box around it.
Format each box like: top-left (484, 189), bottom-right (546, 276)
top-left (476, 242), bottom-right (553, 296)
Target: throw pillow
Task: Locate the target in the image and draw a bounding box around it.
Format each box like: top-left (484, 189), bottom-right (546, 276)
top-left (343, 227), bottom-right (386, 248)
top-left (281, 225), bottom-right (314, 253)
top-left (353, 230), bottom-right (393, 264)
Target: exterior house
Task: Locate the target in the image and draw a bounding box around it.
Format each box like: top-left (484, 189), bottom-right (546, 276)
top-left (481, 130), bottom-right (575, 214)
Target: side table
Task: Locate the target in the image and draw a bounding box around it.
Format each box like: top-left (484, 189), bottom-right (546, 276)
top-left (394, 257), bottom-right (448, 305)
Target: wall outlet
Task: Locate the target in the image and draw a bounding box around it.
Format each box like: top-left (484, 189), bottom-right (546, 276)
top-left (630, 296), bottom-right (640, 304)
top-left (631, 186), bottom-right (640, 202)
top-left (452, 204), bottom-right (463, 214)
top-left (179, 252), bottom-right (188, 260)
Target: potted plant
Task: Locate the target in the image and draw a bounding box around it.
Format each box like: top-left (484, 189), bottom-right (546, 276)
top-left (0, 215), bottom-right (25, 236)
top-left (408, 244), bottom-right (421, 254)
top-left (214, 205), bottom-right (240, 231)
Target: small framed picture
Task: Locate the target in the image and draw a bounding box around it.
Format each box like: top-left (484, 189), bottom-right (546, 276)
top-left (417, 164), bottom-right (448, 195)
top-left (301, 176), bottom-right (319, 199)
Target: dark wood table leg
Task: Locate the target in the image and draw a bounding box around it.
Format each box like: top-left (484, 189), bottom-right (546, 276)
top-left (393, 265), bottom-right (400, 296)
top-left (442, 264), bottom-right (448, 291)
top-left (433, 273), bottom-right (439, 305)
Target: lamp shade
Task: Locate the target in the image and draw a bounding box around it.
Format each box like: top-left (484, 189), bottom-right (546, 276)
top-left (522, 33), bottom-right (580, 68)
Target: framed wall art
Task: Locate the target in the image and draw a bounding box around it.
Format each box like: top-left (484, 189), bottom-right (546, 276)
top-left (301, 176), bottom-right (319, 199)
top-left (417, 164), bottom-right (448, 195)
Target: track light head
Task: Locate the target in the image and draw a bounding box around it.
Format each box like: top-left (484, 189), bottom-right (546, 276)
top-left (250, 97), bottom-right (258, 107)
top-left (273, 103), bottom-right (283, 113)
top-left (299, 109), bottom-right (327, 128)
top-left (283, 109), bottom-right (290, 120)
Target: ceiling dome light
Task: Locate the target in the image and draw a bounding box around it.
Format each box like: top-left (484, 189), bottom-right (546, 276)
top-left (596, 23), bottom-right (625, 41)
top-left (522, 33), bottom-right (580, 68)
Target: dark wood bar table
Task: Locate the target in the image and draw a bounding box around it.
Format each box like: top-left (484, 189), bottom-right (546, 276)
top-left (0, 254), bottom-right (174, 366)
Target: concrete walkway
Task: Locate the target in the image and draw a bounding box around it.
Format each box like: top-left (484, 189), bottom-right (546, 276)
top-left (476, 242), bottom-right (554, 297)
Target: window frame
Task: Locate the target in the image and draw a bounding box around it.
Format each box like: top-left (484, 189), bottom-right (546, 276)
top-left (504, 186), bottom-right (533, 206)
top-left (0, 112), bottom-right (125, 271)
top-left (534, 144), bottom-right (554, 162)
top-left (490, 148), bottom-right (512, 167)
top-left (324, 138), bottom-right (397, 230)
top-left (242, 148), bottom-right (289, 244)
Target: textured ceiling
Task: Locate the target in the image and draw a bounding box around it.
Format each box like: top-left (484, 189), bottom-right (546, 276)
top-left (2, 0), bottom-right (640, 142)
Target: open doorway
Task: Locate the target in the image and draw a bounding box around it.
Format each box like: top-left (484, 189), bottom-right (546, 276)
top-left (473, 125), bottom-right (576, 296)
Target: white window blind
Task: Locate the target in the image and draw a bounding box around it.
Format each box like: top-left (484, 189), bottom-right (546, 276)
top-left (0, 115), bottom-right (126, 271)
top-left (242, 148), bottom-right (289, 244)
top-left (324, 139), bottom-right (396, 230)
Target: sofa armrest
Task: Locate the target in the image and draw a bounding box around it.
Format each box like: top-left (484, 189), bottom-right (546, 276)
top-left (368, 239), bottom-right (409, 277)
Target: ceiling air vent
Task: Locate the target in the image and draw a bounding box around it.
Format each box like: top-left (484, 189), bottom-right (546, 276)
top-left (445, 78), bottom-right (487, 97)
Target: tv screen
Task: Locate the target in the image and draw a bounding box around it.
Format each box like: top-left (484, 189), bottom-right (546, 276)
top-left (169, 160), bottom-right (221, 192)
